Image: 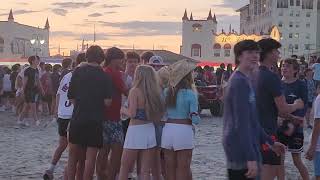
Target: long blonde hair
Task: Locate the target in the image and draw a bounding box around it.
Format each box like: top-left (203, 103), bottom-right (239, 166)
top-left (133, 65), bottom-right (165, 122)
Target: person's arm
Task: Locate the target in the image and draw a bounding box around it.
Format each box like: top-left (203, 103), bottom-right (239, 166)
top-left (115, 73), bottom-right (129, 96)
top-left (188, 91), bottom-right (200, 125)
top-left (269, 75), bottom-right (304, 114)
top-left (230, 79), bottom-right (257, 161)
top-left (102, 73), bottom-right (113, 106)
top-left (67, 71), bottom-right (77, 104)
top-left (306, 98), bottom-right (320, 160)
top-left (121, 89), bottom-right (137, 118)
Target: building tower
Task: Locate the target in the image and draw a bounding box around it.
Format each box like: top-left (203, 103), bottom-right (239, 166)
top-left (8, 9), bottom-right (14, 22)
top-left (181, 9), bottom-right (218, 61)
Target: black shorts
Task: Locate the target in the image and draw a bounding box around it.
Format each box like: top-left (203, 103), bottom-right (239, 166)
top-left (122, 118), bottom-right (130, 135)
top-left (261, 134), bottom-right (281, 165)
top-left (278, 128), bottom-right (304, 153)
top-left (68, 120), bottom-right (103, 148)
top-left (24, 91), bottom-right (39, 103)
top-left (2, 91), bottom-right (14, 98)
top-left (308, 102), bottom-right (313, 108)
top-left (57, 118), bottom-right (70, 137)
top-left (228, 169), bottom-right (254, 180)
top-left (42, 94), bottom-right (53, 103)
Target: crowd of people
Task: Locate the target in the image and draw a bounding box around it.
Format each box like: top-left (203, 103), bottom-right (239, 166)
top-left (0, 47), bottom-right (200, 180)
top-left (1, 39), bottom-right (320, 180)
top-left (223, 38), bottom-right (320, 180)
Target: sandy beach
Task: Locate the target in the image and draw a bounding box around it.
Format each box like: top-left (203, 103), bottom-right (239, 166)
top-left (0, 110), bottom-right (315, 180)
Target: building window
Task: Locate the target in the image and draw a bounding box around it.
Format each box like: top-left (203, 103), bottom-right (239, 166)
top-left (277, 0), bottom-right (289, 8)
top-left (0, 37), bottom-right (3, 53)
top-left (296, 22), bottom-right (300, 28)
top-left (306, 33), bottom-right (311, 39)
top-left (306, 22), bottom-right (311, 28)
top-left (290, 0), bottom-right (294, 6)
top-left (279, 11), bottom-right (284, 16)
top-left (302, 0), bottom-right (314, 9)
top-left (192, 23), bottom-right (202, 32)
top-left (279, 21), bottom-right (283, 27)
top-left (213, 43), bottom-right (221, 57)
top-left (289, 22), bottom-right (293, 27)
top-left (305, 44), bottom-right (311, 50)
top-left (295, 44), bottom-right (299, 50)
top-left (296, 11), bottom-right (300, 16)
top-left (289, 33), bottom-right (293, 38)
top-left (290, 11), bottom-right (294, 16)
top-left (224, 44), bottom-right (231, 57)
top-left (296, 0), bottom-right (300, 6)
top-left (295, 33), bottom-right (299, 38)
top-left (306, 12), bottom-right (311, 17)
top-left (289, 44), bottom-right (293, 50)
top-left (191, 44), bottom-right (201, 57)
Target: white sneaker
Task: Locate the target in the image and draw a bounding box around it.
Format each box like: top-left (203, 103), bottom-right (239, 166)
top-left (36, 120), bottom-right (41, 126)
top-left (17, 120), bottom-right (23, 125)
top-left (24, 122), bottom-right (30, 127)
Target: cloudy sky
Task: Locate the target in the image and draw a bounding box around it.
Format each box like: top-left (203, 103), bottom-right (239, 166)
top-left (1, 0), bottom-right (248, 55)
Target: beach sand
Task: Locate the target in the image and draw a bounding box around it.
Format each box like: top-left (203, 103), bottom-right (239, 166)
top-left (0, 110), bottom-right (314, 180)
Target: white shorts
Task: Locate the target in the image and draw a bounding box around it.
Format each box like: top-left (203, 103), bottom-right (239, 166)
top-left (123, 123), bottom-right (157, 149)
top-left (161, 123), bottom-right (194, 151)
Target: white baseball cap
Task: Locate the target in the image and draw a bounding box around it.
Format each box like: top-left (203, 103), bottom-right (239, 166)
top-left (148, 55), bottom-right (165, 65)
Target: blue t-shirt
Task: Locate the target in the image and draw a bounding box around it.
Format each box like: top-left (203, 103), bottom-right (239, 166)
top-left (313, 63), bottom-right (320, 81)
top-left (282, 79), bottom-right (307, 133)
top-left (255, 66), bottom-right (283, 135)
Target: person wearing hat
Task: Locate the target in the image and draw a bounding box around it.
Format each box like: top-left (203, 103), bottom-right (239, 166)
top-left (256, 38), bottom-right (304, 180)
top-left (223, 40), bottom-right (286, 180)
top-left (148, 55), bottom-right (166, 71)
top-left (161, 59), bottom-right (200, 180)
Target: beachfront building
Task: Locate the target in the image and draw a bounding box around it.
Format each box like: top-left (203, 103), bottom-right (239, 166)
top-left (180, 9), bottom-right (280, 64)
top-left (237, 0), bottom-right (320, 58)
top-left (0, 9), bottom-right (50, 59)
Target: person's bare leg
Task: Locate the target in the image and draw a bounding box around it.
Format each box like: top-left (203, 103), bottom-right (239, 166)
top-left (30, 103), bottom-right (39, 124)
top-left (151, 148), bottom-right (161, 180)
top-left (160, 149), bottom-right (166, 179)
top-left (67, 143), bottom-right (80, 180)
top-left (119, 149), bottom-right (139, 180)
top-left (261, 165), bottom-right (277, 180)
top-left (51, 136), bottom-right (68, 165)
top-left (96, 145), bottom-right (110, 180)
top-left (292, 153), bottom-right (309, 180)
top-left (140, 148), bottom-right (157, 180)
top-left (306, 108), bottom-right (311, 127)
top-left (83, 147), bottom-right (99, 180)
top-left (108, 143), bottom-right (123, 180)
top-left (63, 166), bottom-right (68, 180)
top-left (18, 103), bottom-right (28, 122)
top-left (76, 147), bottom-right (86, 180)
top-left (163, 149), bottom-right (176, 180)
top-left (277, 155), bottom-right (285, 180)
top-left (176, 150), bottom-right (192, 180)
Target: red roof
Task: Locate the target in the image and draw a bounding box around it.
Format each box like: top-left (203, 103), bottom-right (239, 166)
top-left (197, 61), bottom-right (235, 67)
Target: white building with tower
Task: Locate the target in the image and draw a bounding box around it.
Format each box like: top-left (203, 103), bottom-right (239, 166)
top-left (180, 9), bottom-right (280, 64)
top-left (0, 9), bottom-right (50, 59)
top-left (237, 0), bottom-right (320, 58)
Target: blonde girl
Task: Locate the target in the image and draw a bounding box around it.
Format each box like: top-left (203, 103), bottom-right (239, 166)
top-left (119, 65), bottom-right (165, 180)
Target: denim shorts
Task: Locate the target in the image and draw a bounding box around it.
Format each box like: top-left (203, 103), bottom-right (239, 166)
top-left (314, 152), bottom-right (320, 176)
top-left (102, 121), bottom-right (124, 145)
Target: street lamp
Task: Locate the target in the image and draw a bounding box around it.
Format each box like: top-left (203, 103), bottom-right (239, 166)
top-left (30, 34), bottom-right (45, 56)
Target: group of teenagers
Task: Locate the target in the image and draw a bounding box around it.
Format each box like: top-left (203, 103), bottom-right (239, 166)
top-left (39, 45), bottom-right (201, 180)
top-left (223, 38), bottom-right (320, 180)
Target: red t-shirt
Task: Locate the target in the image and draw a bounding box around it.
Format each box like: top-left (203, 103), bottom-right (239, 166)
top-left (104, 67), bottom-right (127, 121)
